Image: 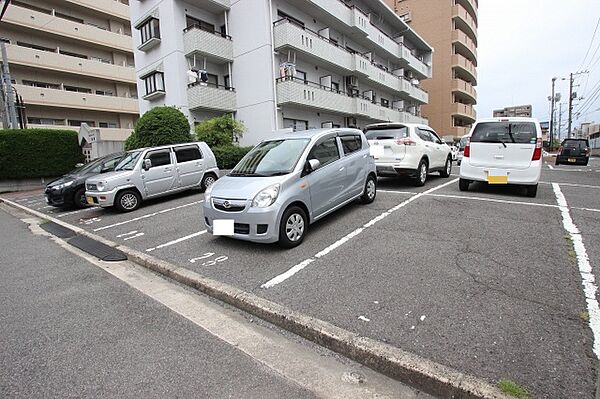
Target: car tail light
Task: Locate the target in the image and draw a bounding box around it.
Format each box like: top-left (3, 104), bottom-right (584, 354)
top-left (463, 138), bottom-right (470, 158)
top-left (395, 137), bottom-right (416, 146)
top-left (532, 138), bottom-right (542, 161)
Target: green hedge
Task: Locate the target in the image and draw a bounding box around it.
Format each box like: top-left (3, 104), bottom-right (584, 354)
top-left (211, 145), bottom-right (253, 169)
top-left (0, 129), bottom-right (84, 179)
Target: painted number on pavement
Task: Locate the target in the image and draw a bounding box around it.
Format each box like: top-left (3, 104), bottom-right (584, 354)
top-left (189, 252), bottom-right (228, 266)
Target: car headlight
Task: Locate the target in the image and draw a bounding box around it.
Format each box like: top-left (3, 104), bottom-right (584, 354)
top-left (252, 184), bottom-right (280, 208)
top-left (204, 182), bottom-right (214, 202)
top-left (54, 181), bottom-right (74, 190)
top-left (96, 181), bottom-right (108, 192)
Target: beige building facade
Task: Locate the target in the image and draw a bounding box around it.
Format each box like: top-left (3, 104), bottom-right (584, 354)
top-left (386, 0), bottom-right (478, 138)
top-left (1, 0), bottom-right (139, 157)
top-left (493, 104), bottom-right (532, 118)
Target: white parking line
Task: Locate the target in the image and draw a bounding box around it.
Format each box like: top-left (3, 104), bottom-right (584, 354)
top-left (547, 164), bottom-right (554, 170)
top-left (261, 178), bottom-right (459, 289)
top-left (377, 190), bottom-right (417, 195)
top-left (553, 183), bottom-right (600, 359)
top-left (93, 200), bottom-right (203, 232)
top-left (540, 181), bottom-right (600, 189)
top-left (56, 207), bottom-right (97, 218)
top-left (146, 230), bottom-right (207, 252)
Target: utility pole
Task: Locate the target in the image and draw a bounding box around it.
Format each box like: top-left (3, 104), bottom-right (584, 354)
top-left (557, 103), bottom-right (562, 142)
top-left (0, 40), bottom-right (18, 128)
top-left (549, 77), bottom-right (557, 148)
top-left (567, 70), bottom-right (589, 138)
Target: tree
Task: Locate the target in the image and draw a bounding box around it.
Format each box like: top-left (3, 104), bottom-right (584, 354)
top-left (125, 106), bottom-right (193, 150)
top-left (195, 114), bottom-right (246, 147)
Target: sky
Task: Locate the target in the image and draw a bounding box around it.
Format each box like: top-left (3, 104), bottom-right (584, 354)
top-left (477, 0), bottom-right (600, 136)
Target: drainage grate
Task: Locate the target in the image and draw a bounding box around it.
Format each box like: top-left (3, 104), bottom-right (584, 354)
top-left (67, 235), bottom-right (127, 262)
top-left (40, 222), bottom-right (76, 239)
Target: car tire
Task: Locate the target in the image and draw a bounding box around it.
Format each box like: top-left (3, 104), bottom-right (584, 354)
top-left (360, 175), bottom-right (377, 204)
top-left (279, 206), bottom-right (308, 249)
top-left (439, 157), bottom-right (452, 178)
top-left (201, 173), bottom-right (217, 192)
top-left (584, 159), bottom-right (589, 166)
top-left (73, 187), bottom-right (88, 209)
top-left (555, 159), bottom-right (560, 166)
top-left (115, 189), bottom-right (141, 212)
top-left (525, 184), bottom-right (538, 198)
top-left (414, 159), bottom-right (428, 187)
top-left (459, 178), bottom-right (470, 191)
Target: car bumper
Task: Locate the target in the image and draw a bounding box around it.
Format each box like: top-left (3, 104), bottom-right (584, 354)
top-left (459, 161), bottom-right (541, 185)
top-left (375, 162), bottom-right (420, 177)
top-left (203, 200), bottom-right (281, 243)
top-left (84, 188), bottom-right (119, 207)
top-left (556, 155), bottom-right (588, 163)
top-left (44, 186), bottom-right (76, 207)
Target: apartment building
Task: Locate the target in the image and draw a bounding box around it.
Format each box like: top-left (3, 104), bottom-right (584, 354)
top-left (388, 0), bottom-right (477, 138)
top-left (493, 105), bottom-right (532, 118)
top-left (1, 0), bottom-right (139, 157)
top-left (130, 0), bottom-right (433, 145)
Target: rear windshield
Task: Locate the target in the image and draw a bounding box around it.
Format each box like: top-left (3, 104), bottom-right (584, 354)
top-left (458, 137), bottom-right (468, 149)
top-left (563, 139), bottom-right (588, 148)
top-left (470, 122), bottom-right (537, 144)
top-left (364, 126), bottom-right (409, 140)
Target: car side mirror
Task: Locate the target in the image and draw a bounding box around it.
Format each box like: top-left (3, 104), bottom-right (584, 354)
top-left (75, 163), bottom-right (84, 168)
top-left (143, 159), bottom-right (152, 170)
top-left (302, 159), bottom-right (320, 177)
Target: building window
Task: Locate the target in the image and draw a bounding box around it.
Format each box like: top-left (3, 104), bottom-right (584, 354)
top-left (99, 122), bottom-right (118, 128)
top-left (186, 15), bottom-right (215, 33)
top-left (95, 89), bottom-right (114, 96)
top-left (381, 98), bottom-right (390, 108)
top-left (22, 80), bottom-right (60, 89)
top-left (68, 120), bottom-right (95, 127)
top-left (224, 75), bottom-right (230, 89)
top-left (59, 49), bottom-right (87, 59)
top-left (17, 41), bottom-right (54, 52)
top-left (64, 85), bottom-right (92, 93)
top-left (296, 70), bottom-right (307, 84)
top-left (27, 117), bottom-right (64, 126)
top-left (277, 10), bottom-right (304, 27)
top-left (283, 118), bottom-right (308, 131)
top-left (139, 18), bottom-right (160, 45)
top-left (142, 71), bottom-right (165, 97)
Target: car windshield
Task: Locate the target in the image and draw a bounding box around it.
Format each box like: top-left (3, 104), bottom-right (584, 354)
top-left (364, 126), bottom-right (409, 140)
top-left (563, 140), bottom-right (588, 149)
top-left (470, 122), bottom-right (537, 144)
top-left (230, 138), bottom-right (311, 177)
top-left (115, 151), bottom-right (142, 171)
top-left (76, 158), bottom-right (105, 174)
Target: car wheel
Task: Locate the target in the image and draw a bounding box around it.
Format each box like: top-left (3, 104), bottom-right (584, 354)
top-left (115, 189), bottom-right (141, 212)
top-left (413, 159), bottom-right (428, 187)
top-left (73, 187), bottom-right (88, 209)
top-left (555, 159), bottom-right (560, 165)
top-left (440, 157), bottom-right (452, 178)
top-left (201, 173), bottom-right (217, 192)
top-left (279, 206), bottom-right (307, 249)
top-left (584, 159), bottom-right (589, 166)
top-left (360, 175), bottom-right (377, 204)
top-left (525, 184), bottom-right (538, 198)
top-left (459, 178), bottom-right (470, 191)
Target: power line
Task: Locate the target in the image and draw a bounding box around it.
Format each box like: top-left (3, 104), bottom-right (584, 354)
top-left (580, 16), bottom-right (600, 69)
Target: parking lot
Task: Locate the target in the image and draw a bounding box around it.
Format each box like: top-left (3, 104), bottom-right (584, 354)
top-left (4, 157), bottom-right (600, 398)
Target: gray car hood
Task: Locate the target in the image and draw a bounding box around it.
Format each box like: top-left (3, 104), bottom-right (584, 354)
top-left (211, 175), bottom-right (288, 200)
top-left (86, 170), bottom-right (134, 184)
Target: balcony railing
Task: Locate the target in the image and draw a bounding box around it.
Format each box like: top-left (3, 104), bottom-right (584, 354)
top-left (4, 4), bottom-right (132, 53)
top-left (15, 84), bottom-right (139, 114)
top-left (451, 79), bottom-right (477, 103)
top-left (455, 0), bottom-right (478, 25)
top-left (64, 0), bottom-right (129, 21)
top-left (452, 102), bottom-right (477, 121)
top-left (452, 29), bottom-right (477, 63)
top-left (183, 24), bottom-right (233, 62)
top-left (6, 44), bottom-right (135, 84)
top-left (452, 4), bottom-right (477, 44)
top-left (452, 54), bottom-right (477, 84)
top-left (275, 77), bottom-right (422, 123)
top-left (187, 81), bottom-right (236, 112)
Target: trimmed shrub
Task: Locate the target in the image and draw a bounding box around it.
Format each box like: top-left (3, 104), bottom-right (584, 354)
top-left (212, 145), bottom-right (253, 169)
top-left (195, 115), bottom-right (246, 147)
top-left (0, 129), bottom-right (84, 179)
top-left (126, 106), bottom-right (193, 150)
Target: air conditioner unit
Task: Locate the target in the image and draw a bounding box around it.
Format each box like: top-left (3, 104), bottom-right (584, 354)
top-left (345, 117), bottom-right (357, 127)
top-left (346, 75), bottom-right (358, 87)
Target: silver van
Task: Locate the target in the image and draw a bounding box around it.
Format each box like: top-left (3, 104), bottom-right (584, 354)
top-left (203, 128), bottom-right (377, 248)
top-left (85, 142), bottom-right (219, 212)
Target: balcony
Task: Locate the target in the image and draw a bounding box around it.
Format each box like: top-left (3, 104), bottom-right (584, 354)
top-left (183, 25), bottom-right (233, 63)
top-left (187, 82), bottom-right (236, 112)
top-left (401, 46), bottom-right (432, 79)
top-left (15, 84), bottom-right (139, 114)
top-left (64, 0), bottom-right (129, 21)
top-left (455, 0), bottom-right (478, 24)
top-left (6, 44), bottom-right (135, 84)
top-left (452, 103), bottom-right (477, 122)
top-left (452, 4), bottom-right (477, 44)
top-left (4, 5), bottom-right (132, 53)
top-left (449, 126), bottom-right (470, 137)
top-left (452, 29), bottom-right (477, 64)
top-left (452, 54), bottom-right (477, 84)
top-left (276, 78), bottom-right (420, 123)
top-left (451, 79), bottom-right (477, 104)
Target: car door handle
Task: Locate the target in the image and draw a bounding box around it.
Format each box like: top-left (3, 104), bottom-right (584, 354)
top-left (494, 155), bottom-right (504, 159)
top-left (164, 167), bottom-right (172, 172)
top-left (339, 167), bottom-right (345, 171)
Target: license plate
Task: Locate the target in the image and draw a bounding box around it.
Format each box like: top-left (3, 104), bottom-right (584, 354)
top-left (86, 196), bottom-right (95, 205)
top-left (568, 158), bottom-right (576, 163)
top-left (487, 170), bottom-right (508, 184)
top-left (213, 219), bottom-right (234, 236)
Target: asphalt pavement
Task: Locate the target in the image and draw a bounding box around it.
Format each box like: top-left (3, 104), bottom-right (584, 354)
top-left (3, 157), bottom-right (600, 398)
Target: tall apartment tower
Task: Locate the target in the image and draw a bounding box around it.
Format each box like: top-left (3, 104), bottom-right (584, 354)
top-left (1, 0), bottom-right (139, 158)
top-left (130, 0), bottom-right (433, 145)
top-left (387, 0), bottom-right (478, 138)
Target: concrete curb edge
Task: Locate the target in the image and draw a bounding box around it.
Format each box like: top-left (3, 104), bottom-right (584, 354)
top-left (0, 197), bottom-right (512, 399)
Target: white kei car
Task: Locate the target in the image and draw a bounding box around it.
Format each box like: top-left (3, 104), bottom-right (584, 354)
top-left (364, 123), bottom-right (453, 186)
top-left (459, 117), bottom-right (543, 197)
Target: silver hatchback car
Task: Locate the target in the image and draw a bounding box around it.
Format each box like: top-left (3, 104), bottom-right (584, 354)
top-left (203, 128), bottom-right (377, 248)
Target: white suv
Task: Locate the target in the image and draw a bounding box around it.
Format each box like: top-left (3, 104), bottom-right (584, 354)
top-left (459, 117), bottom-right (543, 197)
top-left (364, 123), bottom-right (453, 186)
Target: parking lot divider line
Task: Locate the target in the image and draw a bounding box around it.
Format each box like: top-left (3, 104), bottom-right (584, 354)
top-left (553, 183), bottom-right (600, 359)
top-left (377, 190), bottom-right (418, 195)
top-left (540, 181), bottom-right (600, 189)
top-left (547, 164), bottom-right (554, 170)
top-left (57, 207), bottom-right (97, 218)
top-left (261, 178), bottom-right (459, 289)
top-left (426, 193), bottom-right (560, 209)
top-left (146, 230), bottom-right (207, 252)
top-left (93, 200), bottom-right (203, 232)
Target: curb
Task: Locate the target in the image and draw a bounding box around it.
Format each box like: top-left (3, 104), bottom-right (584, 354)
top-left (0, 197), bottom-right (512, 399)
